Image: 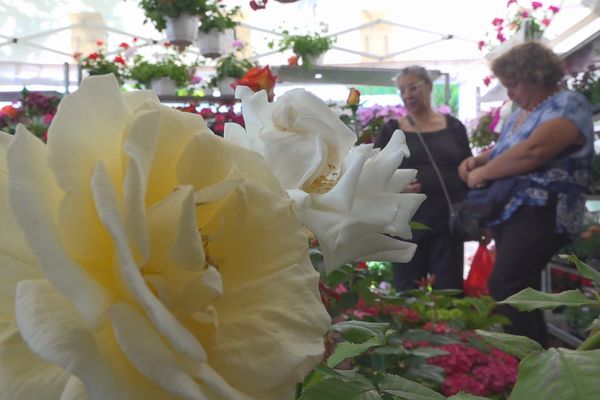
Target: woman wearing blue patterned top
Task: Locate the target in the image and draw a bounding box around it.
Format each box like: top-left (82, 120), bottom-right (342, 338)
top-left (458, 41), bottom-right (594, 347)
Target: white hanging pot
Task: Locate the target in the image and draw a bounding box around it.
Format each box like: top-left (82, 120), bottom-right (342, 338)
top-left (217, 77), bottom-right (236, 97)
top-left (151, 77), bottom-right (177, 96)
top-left (301, 53), bottom-right (325, 67)
top-left (196, 28), bottom-right (231, 58)
top-left (165, 13), bottom-right (199, 48)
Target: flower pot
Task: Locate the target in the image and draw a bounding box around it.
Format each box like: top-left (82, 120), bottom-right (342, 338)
top-left (217, 78), bottom-right (236, 97)
top-left (197, 29), bottom-right (232, 59)
top-left (301, 53), bottom-right (325, 68)
top-left (165, 13), bottom-right (199, 48)
top-left (151, 77), bottom-right (177, 96)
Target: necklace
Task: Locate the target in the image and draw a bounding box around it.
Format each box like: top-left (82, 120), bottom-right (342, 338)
top-left (507, 89), bottom-right (562, 136)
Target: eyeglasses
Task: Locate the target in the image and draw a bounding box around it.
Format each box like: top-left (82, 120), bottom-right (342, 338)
top-left (398, 80), bottom-right (427, 97)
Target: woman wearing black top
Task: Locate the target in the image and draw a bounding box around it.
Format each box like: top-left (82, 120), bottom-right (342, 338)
top-left (375, 66), bottom-right (472, 291)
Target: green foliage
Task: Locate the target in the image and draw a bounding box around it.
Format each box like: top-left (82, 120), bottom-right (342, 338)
top-left (270, 30), bottom-right (334, 68)
top-left (138, 0), bottom-right (239, 33)
top-left (138, 0), bottom-right (206, 32)
top-left (499, 288), bottom-right (596, 311)
top-left (569, 64), bottom-right (600, 106)
top-left (78, 46), bottom-right (129, 85)
top-left (207, 52), bottom-right (256, 88)
top-left (129, 53), bottom-right (195, 89)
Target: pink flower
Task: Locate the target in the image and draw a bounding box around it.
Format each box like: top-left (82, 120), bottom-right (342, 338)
top-left (496, 32), bottom-right (506, 42)
top-left (531, 1), bottom-right (543, 9)
top-left (231, 39), bottom-right (245, 50)
top-left (549, 5), bottom-right (560, 13)
top-left (492, 17), bottom-right (504, 26)
top-left (507, 0), bottom-right (517, 6)
top-left (483, 76), bottom-right (493, 86)
top-left (42, 113), bottom-right (54, 125)
top-left (542, 17), bottom-right (552, 26)
top-left (478, 40), bottom-right (486, 50)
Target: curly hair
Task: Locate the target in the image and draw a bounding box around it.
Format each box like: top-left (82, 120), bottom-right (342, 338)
top-left (491, 41), bottom-right (564, 88)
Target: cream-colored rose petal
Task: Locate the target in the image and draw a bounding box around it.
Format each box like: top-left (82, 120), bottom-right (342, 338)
top-left (222, 121), bottom-right (263, 155)
top-left (262, 129), bottom-right (326, 190)
top-left (90, 163), bottom-right (206, 363)
top-left (147, 185), bottom-right (205, 272)
top-left (354, 130), bottom-right (410, 194)
top-left (14, 280), bottom-right (121, 399)
top-left (0, 320), bottom-right (70, 400)
top-left (0, 132), bottom-right (36, 265)
top-left (7, 128), bottom-right (110, 328)
top-left (194, 363), bottom-right (253, 400)
top-left (234, 86), bottom-right (272, 133)
top-left (122, 90), bottom-right (159, 114)
top-left (177, 131), bottom-right (284, 197)
top-left (193, 178), bottom-right (243, 205)
top-left (192, 263), bottom-right (329, 400)
top-left (47, 75), bottom-right (127, 263)
top-left (0, 254), bottom-right (42, 320)
top-left (60, 376), bottom-right (88, 400)
top-left (144, 104), bottom-right (210, 205)
top-left (109, 302), bottom-right (207, 400)
top-left (322, 233), bottom-right (417, 273)
top-left (387, 169), bottom-right (418, 193)
top-left (123, 109), bottom-right (162, 263)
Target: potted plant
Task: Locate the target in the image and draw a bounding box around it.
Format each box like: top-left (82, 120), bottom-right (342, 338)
top-left (76, 40), bottom-right (130, 85)
top-left (270, 30), bottom-right (334, 68)
top-left (208, 51), bottom-right (256, 97)
top-left (130, 51), bottom-right (196, 96)
top-left (138, 0), bottom-right (204, 47)
top-left (196, 1), bottom-right (240, 58)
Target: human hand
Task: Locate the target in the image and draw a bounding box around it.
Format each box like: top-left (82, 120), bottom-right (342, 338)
top-left (403, 179), bottom-right (422, 193)
top-left (458, 156), bottom-right (478, 182)
top-left (466, 168), bottom-right (487, 189)
top-left (479, 227), bottom-right (493, 245)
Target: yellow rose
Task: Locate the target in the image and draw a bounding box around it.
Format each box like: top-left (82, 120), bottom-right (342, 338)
top-left (0, 74), bottom-right (330, 400)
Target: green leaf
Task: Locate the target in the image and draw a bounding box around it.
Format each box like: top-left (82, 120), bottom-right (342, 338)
top-left (499, 288), bottom-right (596, 311)
top-left (448, 393), bottom-right (492, 399)
top-left (564, 254), bottom-right (600, 286)
top-left (408, 347), bottom-right (449, 358)
top-left (404, 363), bottom-right (446, 385)
top-left (330, 320), bottom-right (390, 343)
top-left (474, 330), bottom-right (543, 359)
top-left (298, 377), bottom-right (382, 400)
top-left (508, 348), bottom-right (600, 399)
top-left (378, 373), bottom-right (445, 400)
top-left (326, 337), bottom-right (383, 368)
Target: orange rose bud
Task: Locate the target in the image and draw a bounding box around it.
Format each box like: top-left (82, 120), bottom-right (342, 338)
top-left (287, 55), bottom-right (299, 66)
top-left (232, 66), bottom-right (277, 93)
top-left (346, 87), bottom-right (360, 106)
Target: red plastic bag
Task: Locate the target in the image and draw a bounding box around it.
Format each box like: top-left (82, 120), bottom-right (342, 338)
top-left (464, 243), bottom-right (495, 297)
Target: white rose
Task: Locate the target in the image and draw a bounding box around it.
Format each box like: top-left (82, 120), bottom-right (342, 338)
top-left (0, 74), bottom-right (330, 400)
top-left (225, 88), bottom-right (425, 272)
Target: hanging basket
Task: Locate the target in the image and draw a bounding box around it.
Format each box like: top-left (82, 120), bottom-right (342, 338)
top-left (301, 53), bottom-right (325, 68)
top-left (165, 13), bottom-right (199, 48)
top-left (197, 29), bottom-right (231, 59)
top-left (217, 77), bottom-right (236, 97)
top-left (273, 0), bottom-right (299, 2)
top-left (151, 77), bottom-right (177, 97)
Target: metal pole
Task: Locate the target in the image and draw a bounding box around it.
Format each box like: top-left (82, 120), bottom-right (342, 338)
top-left (63, 62), bottom-right (69, 94)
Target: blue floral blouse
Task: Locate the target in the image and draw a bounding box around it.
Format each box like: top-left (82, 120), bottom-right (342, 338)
top-left (487, 90), bottom-right (594, 236)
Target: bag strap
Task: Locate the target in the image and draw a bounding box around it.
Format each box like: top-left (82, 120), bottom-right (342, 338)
top-left (407, 115), bottom-right (457, 216)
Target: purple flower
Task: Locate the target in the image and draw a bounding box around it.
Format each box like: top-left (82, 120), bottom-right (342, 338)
top-left (232, 40), bottom-right (245, 50)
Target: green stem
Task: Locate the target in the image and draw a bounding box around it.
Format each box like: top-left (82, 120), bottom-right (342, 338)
top-left (577, 329), bottom-right (600, 351)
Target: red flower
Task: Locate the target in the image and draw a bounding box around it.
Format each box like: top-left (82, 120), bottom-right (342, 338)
top-left (73, 52), bottom-right (82, 60)
top-left (531, 1), bottom-right (543, 9)
top-left (232, 66), bottom-right (277, 94)
top-left (113, 55), bottom-right (126, 65)
top-left (249, 0), bottom-right (268, 10)
top-left (199, 108), bottom-right (215, 119)
top-left (355, 260), bottom-right (368, 270)
top-left (542, 17), bottom-right (552, 26)
top-left (119, 42), bottom-right (130, 49)
top-left (1, 105), bottom-right (18, 119)
top-left (287, 55), bottom-right (299, 66)
top-left (478, 40), bottom-right (486, 50)
top-left (483, 76), bottom-right (493, 86)
top-left (96, 40), bottom-right (104, 46)
top-left (346, 87), bottom-right (361, 106)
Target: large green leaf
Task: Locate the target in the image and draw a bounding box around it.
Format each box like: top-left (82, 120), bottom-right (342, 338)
top-left (508, 348), bottom-right (600, 399)
top-left (474, 330), bottom-right (543, 359)
top-left (564, 255), bottom-right (600, 286)
top-left (298, 377), bottom-right (382, 400)
top-left (326, 336), bottom-right (383, 368)
top-left (330, 320), bottom-right (390, 343)
top-left (377, 373), bottom-right (445, 400)
top-left (499, 288), bottom-right (595, 311)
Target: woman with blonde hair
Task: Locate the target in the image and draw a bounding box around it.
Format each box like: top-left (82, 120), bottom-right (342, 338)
top-left (459, 41), bottom-right (594, 347)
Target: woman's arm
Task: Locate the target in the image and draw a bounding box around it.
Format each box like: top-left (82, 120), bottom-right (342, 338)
top-left (466, 117), bottom-right (583, 188)
top-left (458, 148), bottom-right (491, 182)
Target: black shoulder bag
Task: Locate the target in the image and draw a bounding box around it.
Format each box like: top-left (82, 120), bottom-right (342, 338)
top-left (407, 116), bottom-right (516, 242)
